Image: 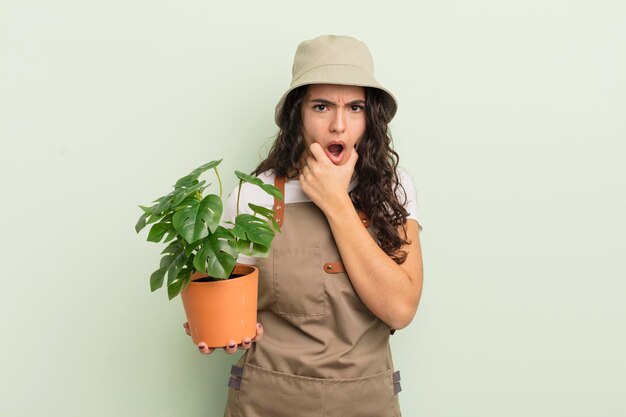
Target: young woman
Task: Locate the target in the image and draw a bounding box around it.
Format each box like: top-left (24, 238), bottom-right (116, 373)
top-left (184, 34), bottom-right (424, 417)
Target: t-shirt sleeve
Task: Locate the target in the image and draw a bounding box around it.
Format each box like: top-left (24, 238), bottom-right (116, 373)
top-left (396, 168), bottom-right (423, 232)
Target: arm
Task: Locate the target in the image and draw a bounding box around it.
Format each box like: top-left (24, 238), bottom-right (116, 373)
top-left (325, 197), bottom-right (423, 329)
top-left (300, 143), bottom-right (424, 329)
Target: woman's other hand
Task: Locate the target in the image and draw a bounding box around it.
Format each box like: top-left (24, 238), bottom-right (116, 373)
top-left (183, 322), bottom-right (264, 355)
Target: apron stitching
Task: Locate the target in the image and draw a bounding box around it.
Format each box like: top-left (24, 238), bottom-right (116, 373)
top-left (245, 362), bottom-right (394, 383)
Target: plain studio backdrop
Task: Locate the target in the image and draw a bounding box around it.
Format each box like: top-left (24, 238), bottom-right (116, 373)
top-left (1, 1), bottom-right (624, 416)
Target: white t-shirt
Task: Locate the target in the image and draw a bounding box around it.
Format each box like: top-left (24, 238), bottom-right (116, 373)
top-left (220, 168), bottom-right (423, 265)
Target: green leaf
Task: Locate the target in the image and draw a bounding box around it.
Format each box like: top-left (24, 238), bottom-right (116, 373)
top-left (149, 241), bottom-right (182, 292)
top-left (260, 184), bottom-right (283, 201)
top-left (167, 265), bottom-right (193, 299)
top-left (247, 203), bottom-right (274, 218)
top-left (161, 241), bottom-right (181, 255)
top-left (167, 279), bottom-right (184, 300)
top-left (163, 227), bottom-right (177, 243)
top-left (157, 242), bottom-right (179, 270)
top-left (184, 238), bottom-right (204, 257)
top-left (150, 267), bottom-right (167, 291)
top-left (147, 222), bottom-right (174, 243)
top-left (151, 195), bottom-right (168, 203)
top-left (189, 160), bottom-right (222, 178)
top-left (248, 203), bottom-right (281, 231)
top-left (159, 254), bottom-right (175, 269)
top-left (261, 184), bottom-right (283, 201)
top-left (175, 176), bottom-right (199, 189)
top-left (172, 180), bottom-right (208, 206)
top-left (135, 211), bottom-right (150, 233)
top-left (213, 225), bottom-right (235, 239)
top-left (237, 239), bottom-right (270, 257)
top-left (171, 195), bottom-right (200, 210)
top-left (173, 161), bottom-right (221, 189)
top-left (235, 171), bottom-right (284, 201)
top-left (192, 228), bottom-right (238, 279)
top-left (166, 247), bottom-right (188, 287)
top-left (234, 171), bottom-right (261, 185)
top-left (233, 214), bottom-right (276, 246)
top-left (172, 194), bottom-right (222, 244)
top-left (146, 210), bottom-right (169, 225)
top-left (152, 193), bottom-right (174, 216)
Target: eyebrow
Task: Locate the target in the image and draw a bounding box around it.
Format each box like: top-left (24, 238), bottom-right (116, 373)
top-left (309, 98), bottom-right (366, 106)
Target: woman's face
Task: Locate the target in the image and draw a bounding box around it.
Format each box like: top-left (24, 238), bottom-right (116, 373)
top-left (300, 84), bottom-right (366, 166)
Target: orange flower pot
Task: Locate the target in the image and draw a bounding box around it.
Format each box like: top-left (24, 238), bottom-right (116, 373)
top-left (180, 264), bottom-right (258, 348)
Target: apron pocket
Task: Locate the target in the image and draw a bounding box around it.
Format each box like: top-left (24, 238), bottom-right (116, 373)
top-left (238, 364), bottom-right (325, 417)
top-left (324, 370), bottom-right (401, 417)
top-left (273, 247), bottom-right (325, 317)
top-left (237, 364), bottom-right (401, 417)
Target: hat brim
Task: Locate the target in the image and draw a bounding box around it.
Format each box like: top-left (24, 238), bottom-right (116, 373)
top-left (274, 64), bottom-right (398, 126)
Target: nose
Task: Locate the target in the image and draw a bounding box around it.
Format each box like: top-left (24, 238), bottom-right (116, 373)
top-left (330, 109), bottom-right (346, 134)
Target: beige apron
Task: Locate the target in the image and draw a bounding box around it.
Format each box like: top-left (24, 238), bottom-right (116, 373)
top-left (224, 176), bottom-right (402, 417)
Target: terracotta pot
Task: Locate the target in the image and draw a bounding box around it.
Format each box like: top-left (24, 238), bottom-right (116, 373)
top-left (180, 264), bottom-right (258, 348)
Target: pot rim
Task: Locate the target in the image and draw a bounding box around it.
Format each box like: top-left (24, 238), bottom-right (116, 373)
top-left (188, 264), bottom-right (258, 285)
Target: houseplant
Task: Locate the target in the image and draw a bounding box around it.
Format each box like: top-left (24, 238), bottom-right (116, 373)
top-left (135, 160), bottom-right (283, 347)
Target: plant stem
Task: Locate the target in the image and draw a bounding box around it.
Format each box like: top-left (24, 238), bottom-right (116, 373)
top-left (236, 179), bottom-right (243, 217)
top-left (213, 167), bottom-right (223, 199)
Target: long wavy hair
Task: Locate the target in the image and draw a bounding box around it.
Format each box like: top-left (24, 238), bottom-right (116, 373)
top-left (251, 85), bottom-right (411, 264)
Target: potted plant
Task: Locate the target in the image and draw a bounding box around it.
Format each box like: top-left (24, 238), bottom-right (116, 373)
top-left (135, 160), bottom-right (283, 347)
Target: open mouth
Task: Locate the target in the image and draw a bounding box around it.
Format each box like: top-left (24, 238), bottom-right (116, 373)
top-left (325, 143), bottom-right (345, 164)
top-left (327, 143), bottom-right (344, 157)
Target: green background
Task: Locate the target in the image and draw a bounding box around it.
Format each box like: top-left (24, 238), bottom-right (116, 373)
top-left (1, 1), bottom-right (625, 416)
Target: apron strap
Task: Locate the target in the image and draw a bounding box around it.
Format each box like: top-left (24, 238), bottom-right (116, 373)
top-left (323, 262), bottom-right (346, 274)
top-left (273, 176), bottom-right (370, 227)
top-left (273, 175), bottom-right (286, 226)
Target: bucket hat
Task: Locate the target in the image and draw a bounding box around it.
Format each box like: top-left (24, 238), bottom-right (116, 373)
top-left (274, 34), bottom-right (398, 126)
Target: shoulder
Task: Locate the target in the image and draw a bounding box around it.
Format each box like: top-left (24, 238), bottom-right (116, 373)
top-left (393, 167), bottom-right (423, 231)
top-left (393, 167), bottom-right (416, 200)
top-left (395, 167), bottom-right (414, 186)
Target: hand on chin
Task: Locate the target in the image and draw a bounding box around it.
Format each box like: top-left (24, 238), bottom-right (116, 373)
top-left (300, 142), bottom-right (359, 214)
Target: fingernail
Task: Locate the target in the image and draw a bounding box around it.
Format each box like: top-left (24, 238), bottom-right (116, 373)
top-left (257, 323), bottom-right (263, 330)
top-left (228, 343), bottom-right (236, 349)
top-left (243, 339), bottom-right (251, 345)
top-left (198, 345), bottom-right (205, 350)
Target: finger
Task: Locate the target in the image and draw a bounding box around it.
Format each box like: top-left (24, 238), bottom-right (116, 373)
top-left (183, 322), bottom-right (190, 336)
top-left (252, 323), bottom-right (264, 342)
top-left (224, 340), bottom-right (238, 354)
top-left (300, 168), bottom-right (308, 184)
top-left (241, 337), bottom-right (252, 350)
top-left (197, 342), bottom-right (214, 355)
top-left (347, 146), bottom-right (359, 167)
top-left (309, 142), bottom-right (328, 163)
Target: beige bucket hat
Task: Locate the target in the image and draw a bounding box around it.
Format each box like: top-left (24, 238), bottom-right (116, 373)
top-left (274, 34), bottom-right (398, 126)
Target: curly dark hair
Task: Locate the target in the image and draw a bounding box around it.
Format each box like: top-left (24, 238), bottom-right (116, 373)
top-left (251, 85), bottom-right (412, 264)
